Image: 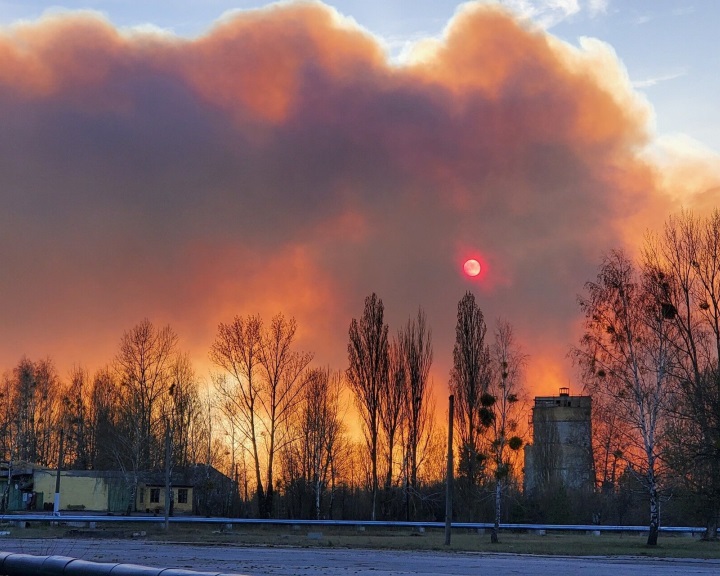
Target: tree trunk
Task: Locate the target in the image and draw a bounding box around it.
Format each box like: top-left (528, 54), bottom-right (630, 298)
top-left (383, 437), bottom-right (394, 519)
top-left (264, 483), bottom-right (274, 518)
top-left (704, 515), bottom-right (718, 541)
top-left (409, 442), bottom-right (417, 522)
top-left (264, 434), bottom-right (275, 519)
top-left (328, 459), bottom-right (336, 520)
top-left (253, 450), bottom-right (265, 518)
top-left (385, 440), bottom-right (393, 492)
top-left (371, 431), bottom-right (378, 521)
top-left (647, 484), bottom-right (659, 546)
top-left (405, 477), bottom-right (411, 522)
top-left (491, 481), bottom-right (501, 544)
top-left (315, 480), bottom-right (321, 520)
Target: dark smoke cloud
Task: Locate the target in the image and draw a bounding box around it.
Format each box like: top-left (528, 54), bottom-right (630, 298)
top-left (0, 2), bottom-right (716, 393)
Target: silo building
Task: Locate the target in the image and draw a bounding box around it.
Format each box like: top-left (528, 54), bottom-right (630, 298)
top-left (524, 387), bottom-right (594, 493)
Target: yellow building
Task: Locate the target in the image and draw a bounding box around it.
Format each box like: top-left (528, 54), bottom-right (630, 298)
top-left (6, 468), bottom-right (193, 514)
top-left (2, 463), bottom-right (231, 515)
top-left (33, 469), bottom-right (112, 511)
top-left (136, 481), bottom-right (193, 515)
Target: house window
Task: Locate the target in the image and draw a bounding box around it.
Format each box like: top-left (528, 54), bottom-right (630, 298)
top-left (178, 489), bottom-right (188, 504)
top-left (150, 488), bottom-right (160, 503)
top-left (139, 488), bottom-right (145, 503)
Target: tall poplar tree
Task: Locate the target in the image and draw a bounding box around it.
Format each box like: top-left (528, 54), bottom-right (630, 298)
top-left (449, 292), bottom-right (492, 489)
top-left (347, 293), bottom-right (389, 520)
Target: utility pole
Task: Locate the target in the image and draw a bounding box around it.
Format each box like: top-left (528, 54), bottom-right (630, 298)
top-left (164, 419), bottom-right (172, 531)
top-left (444, 395), bottom-right (454, 546)
top-left (53, 428), bottom-right (64, 516)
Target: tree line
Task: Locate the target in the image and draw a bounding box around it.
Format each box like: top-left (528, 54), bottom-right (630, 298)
top-left (0, 294), bottom-right (525, 529)
top-left (1, 209), bottom-right (718, 541)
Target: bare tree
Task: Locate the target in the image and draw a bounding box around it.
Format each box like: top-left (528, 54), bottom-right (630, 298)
top-left (399, 307), bottom-right (433, 520)
top-left (166, 353), bottom-right (200, 469)
top-left (644, 209), bottom-right (720, 539)
top-left (257, 313), bottom-right (313, 517)
top-left (12, 357), bottom-right (38, 463)
top-left (575, 249), bottom-right (675, 546)
top-left (380, 336), bottom-right (406, 503)
top-left (114, 319), bottom-right (178, 471)
top-left (5, 357), bottom-right (62, 466)
top-left (63, 366), bottom-right (91, 469)
top-left (114, 319), bottom-right (178, 512)
top-left (196, 385), bottom-right (220, 470)
top-left (87, 367), bottom-right (121, 470)
top-left (299, 367), bottom-right (345, 519)
top-left (210, 314), bottom-right (264, 516)
top-left (449, 292), bottom-right (492, 489)
top-left (347, 293), bottom-right (389, 520)
top-left (211, 313), bottom-right (312, 518)
top-left (486, 320), bottom-right (526, 543)
top-left (32, 358), bottom-right (61, 467)
top-left (0, 372), bottom-right (13, 462)
top-left (590, 393), bottom-right (628, 492)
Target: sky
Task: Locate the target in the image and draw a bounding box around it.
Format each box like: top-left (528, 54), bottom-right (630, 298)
top-left (1, 0), bottom-right (719, 399)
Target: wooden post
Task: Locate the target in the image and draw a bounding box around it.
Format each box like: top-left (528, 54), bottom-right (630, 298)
top-left (444, 395), bottom-right (454, 546)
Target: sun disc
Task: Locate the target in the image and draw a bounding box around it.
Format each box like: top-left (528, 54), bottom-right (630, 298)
top-left (464, 259), bottom-right (481, 277)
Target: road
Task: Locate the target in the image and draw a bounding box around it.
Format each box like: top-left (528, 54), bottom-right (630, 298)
top-left (1, 538), bottom-right (719, 575)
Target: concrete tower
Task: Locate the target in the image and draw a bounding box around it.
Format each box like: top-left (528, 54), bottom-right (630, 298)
top-left (524, 387), bottom-right (594, 493)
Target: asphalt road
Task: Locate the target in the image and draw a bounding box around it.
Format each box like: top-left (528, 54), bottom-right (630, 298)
top-left (2, 539), bottom-right (720, 575)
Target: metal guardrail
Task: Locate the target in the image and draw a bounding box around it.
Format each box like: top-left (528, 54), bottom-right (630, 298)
top-left (0, 551), bottom-right (243, 576)
top-left (0, 513), bottom-right (706, 535)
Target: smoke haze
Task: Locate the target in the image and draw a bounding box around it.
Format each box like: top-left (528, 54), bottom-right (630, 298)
top-left (1, 1), bottom-right (718, 395)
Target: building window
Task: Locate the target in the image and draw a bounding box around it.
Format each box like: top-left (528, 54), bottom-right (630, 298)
top-left (150, 488), bottom-right (160, 503)
top-left (178, 488), bottom-right (188, 504)
top-left (139, 488), bottom-right (145, 503)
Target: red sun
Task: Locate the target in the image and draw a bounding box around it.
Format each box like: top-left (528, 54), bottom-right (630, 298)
top-left (463, 259), bottom-right (481, 277)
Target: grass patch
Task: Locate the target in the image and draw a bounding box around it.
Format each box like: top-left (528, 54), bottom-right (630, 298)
top-left (151, 525), bottom-right (720, 559)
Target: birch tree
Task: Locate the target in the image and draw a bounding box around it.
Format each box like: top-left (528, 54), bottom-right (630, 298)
top-left (575, 249), bottom-right (675, 546)
top-left (644, 209), bottom-right (720, 539)
top-left (299, 367), bottom-right (344, 519)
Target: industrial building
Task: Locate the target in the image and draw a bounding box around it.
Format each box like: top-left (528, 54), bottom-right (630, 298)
top-left (524, 387), bottom-right (594, 493)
